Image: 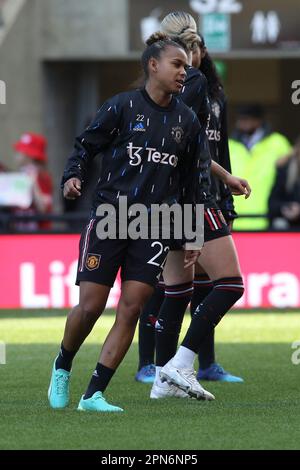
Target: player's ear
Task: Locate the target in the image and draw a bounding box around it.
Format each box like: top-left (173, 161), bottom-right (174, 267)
top-left (148, 57), bottom-right (158, 74)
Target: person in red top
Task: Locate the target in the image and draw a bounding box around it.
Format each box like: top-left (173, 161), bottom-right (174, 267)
top-left (13, 132), bottom-right (53, 230)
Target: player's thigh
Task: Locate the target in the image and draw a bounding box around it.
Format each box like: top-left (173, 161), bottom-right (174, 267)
top-left (198, 235), bottom-right (242, 281)
top-left (162, 249), bottom-right (194, 285)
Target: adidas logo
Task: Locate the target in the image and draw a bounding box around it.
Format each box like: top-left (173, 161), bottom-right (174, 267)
top-left (133, 122), bottom-right (146, 132)
top-left (155, 320), bottom-right (163, 331)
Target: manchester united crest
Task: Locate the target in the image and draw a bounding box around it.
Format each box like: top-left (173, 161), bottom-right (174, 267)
top-left (171, 126), bottom-right (184, 144)
top-left (86, 254), bottom-right (101, 271)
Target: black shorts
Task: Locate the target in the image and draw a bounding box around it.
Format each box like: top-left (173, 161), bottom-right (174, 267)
top-left (169, 201), bottom-right (229, 250)
top-left (203, 201), bottom-right (230, 242)
top-left (76, 218), bottom-right (170, 288)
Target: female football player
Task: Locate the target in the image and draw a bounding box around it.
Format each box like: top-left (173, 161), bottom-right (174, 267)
top-left (136, 22), bottom-right (242, 387)
top-left (48, 32), bottom-right (209, 413)
top-left (149, 12), bottom-right (249, 400)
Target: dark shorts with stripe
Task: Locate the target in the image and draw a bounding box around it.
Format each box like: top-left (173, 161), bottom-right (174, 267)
top-left (203, 201), bottom-right (230, 242)
top-left (76, 218), bottom-right (170, 288)
top-left (170, 201), bottom-right (230, 250)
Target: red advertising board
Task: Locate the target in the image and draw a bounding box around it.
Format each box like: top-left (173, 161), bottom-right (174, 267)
top-left (0, 233), bottom-right (299, 309)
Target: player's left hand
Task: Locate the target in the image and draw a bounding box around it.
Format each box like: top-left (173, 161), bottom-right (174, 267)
top-left (183, 249), bottom-right (201, 269)
top-left (225, 175), bottom-right (251, 199)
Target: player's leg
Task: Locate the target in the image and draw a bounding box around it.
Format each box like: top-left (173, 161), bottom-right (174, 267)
top-left (48, 282), bottom-right (110, 409)
top-left (78, 237), bottom-right (170, 412)
top-left (78, 280), bottom-right (154, 412)
top-left (48, 220), bottom-right (125, 410)
top-left (59, 282), bottom-right (110, 364)
top-left (150, 249), bottom-right (195, 399)
top-left (135, 278), bottom-right (165, 383)
top-left (99, 281), bottom-right (154, 369)
top-left (193, 263), bottom-right (243, 383)
top-left (191, 264), bottom-right (215, 369)
top-left (156, 250), bottom-right (194, 368)
top-left (160, 234), bottom-right (244, 399)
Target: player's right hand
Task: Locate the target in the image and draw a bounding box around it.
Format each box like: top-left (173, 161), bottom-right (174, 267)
top-left (63, 177), bottom-right (82, 200)
top-left (183, 249), bottom-right (201, 269)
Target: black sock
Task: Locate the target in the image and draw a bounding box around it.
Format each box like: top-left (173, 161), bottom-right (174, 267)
top-left (138, 281), bottom-right (165, 370)
top-left (182, 277), bottom-right (244, 353)
top-left (156, 282), bottom-right (194, 367)
top-left (84, 363), bottom-right (115, 399)
top-left (55, 342), bottom-right (78, 372)
top-left (191, 274), bottom-right (215, 369)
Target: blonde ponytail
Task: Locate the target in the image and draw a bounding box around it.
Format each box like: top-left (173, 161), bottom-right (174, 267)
top-left (161, 11), bottom-right (201, 51)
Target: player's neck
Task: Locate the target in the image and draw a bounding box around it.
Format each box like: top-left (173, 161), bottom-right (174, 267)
top-left (145, 83), bottom-right (172, 108)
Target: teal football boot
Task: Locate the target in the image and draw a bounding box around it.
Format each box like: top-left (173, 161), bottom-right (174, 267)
top-left (77, 392), bottom-right (124, 412)
top-left (48, 358), bottom-right (71, 409)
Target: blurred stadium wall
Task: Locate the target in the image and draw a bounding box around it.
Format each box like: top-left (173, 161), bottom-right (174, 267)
top-left (0, 0), bottom-right (300, 212)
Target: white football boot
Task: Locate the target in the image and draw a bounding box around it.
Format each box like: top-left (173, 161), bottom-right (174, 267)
top-left (150, 380), bottom-right (189, 399)
top-left (160, 360), bottom-right (215, 401)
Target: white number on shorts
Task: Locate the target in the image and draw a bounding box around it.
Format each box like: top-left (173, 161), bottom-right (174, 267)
top-left (147, 242), bottom-right (169, 267)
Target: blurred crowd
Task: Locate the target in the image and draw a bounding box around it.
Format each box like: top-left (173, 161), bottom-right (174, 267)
top-left (1, 103), bottom-right (300, 233)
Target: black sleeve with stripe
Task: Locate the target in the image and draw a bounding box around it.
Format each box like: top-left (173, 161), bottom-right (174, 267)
top-left (217, 95), bottom-right (238, 221)
top-left (61, 95), bottom-right (122, 187)
top-left (178, 117), bottom-right (204, 207)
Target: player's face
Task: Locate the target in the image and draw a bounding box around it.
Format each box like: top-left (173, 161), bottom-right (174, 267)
top-left (192, 45), bottom-right (206, 69)
top-left (155, 46), bottom-right (188, 94)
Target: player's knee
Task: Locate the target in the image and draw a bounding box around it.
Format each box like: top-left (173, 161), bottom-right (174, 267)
top-left (77, 303), bottom-right (103, 325)
top-left (118, 298), bottom-right (143, 325)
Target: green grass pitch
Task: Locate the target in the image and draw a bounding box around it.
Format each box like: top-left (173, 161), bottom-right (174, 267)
top-left (0, 309), bottom-right (299, 450)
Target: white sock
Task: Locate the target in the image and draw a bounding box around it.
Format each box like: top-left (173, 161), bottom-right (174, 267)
top-left (171, 346), bottom-right (196, 369)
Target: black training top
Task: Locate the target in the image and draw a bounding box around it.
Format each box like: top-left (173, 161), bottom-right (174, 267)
top-left (180, 66), bottom-right (210, 127)
top-left (206, 89), bottom-right (237, 220)
top-left (180, 66), bottom-right (213, 203)
top-left (62, 88), bottom-right (209, 216)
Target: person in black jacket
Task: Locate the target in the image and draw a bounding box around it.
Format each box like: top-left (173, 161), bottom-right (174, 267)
top-left (268, 137), bottom-right (300, 229)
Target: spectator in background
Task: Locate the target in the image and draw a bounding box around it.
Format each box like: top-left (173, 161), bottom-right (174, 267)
top-left (229, 104), bottom-right (291, 230)
top-left (268, 137), bottom-right (300, 230)
top-left (13, 132), bottom-right (53, 230)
